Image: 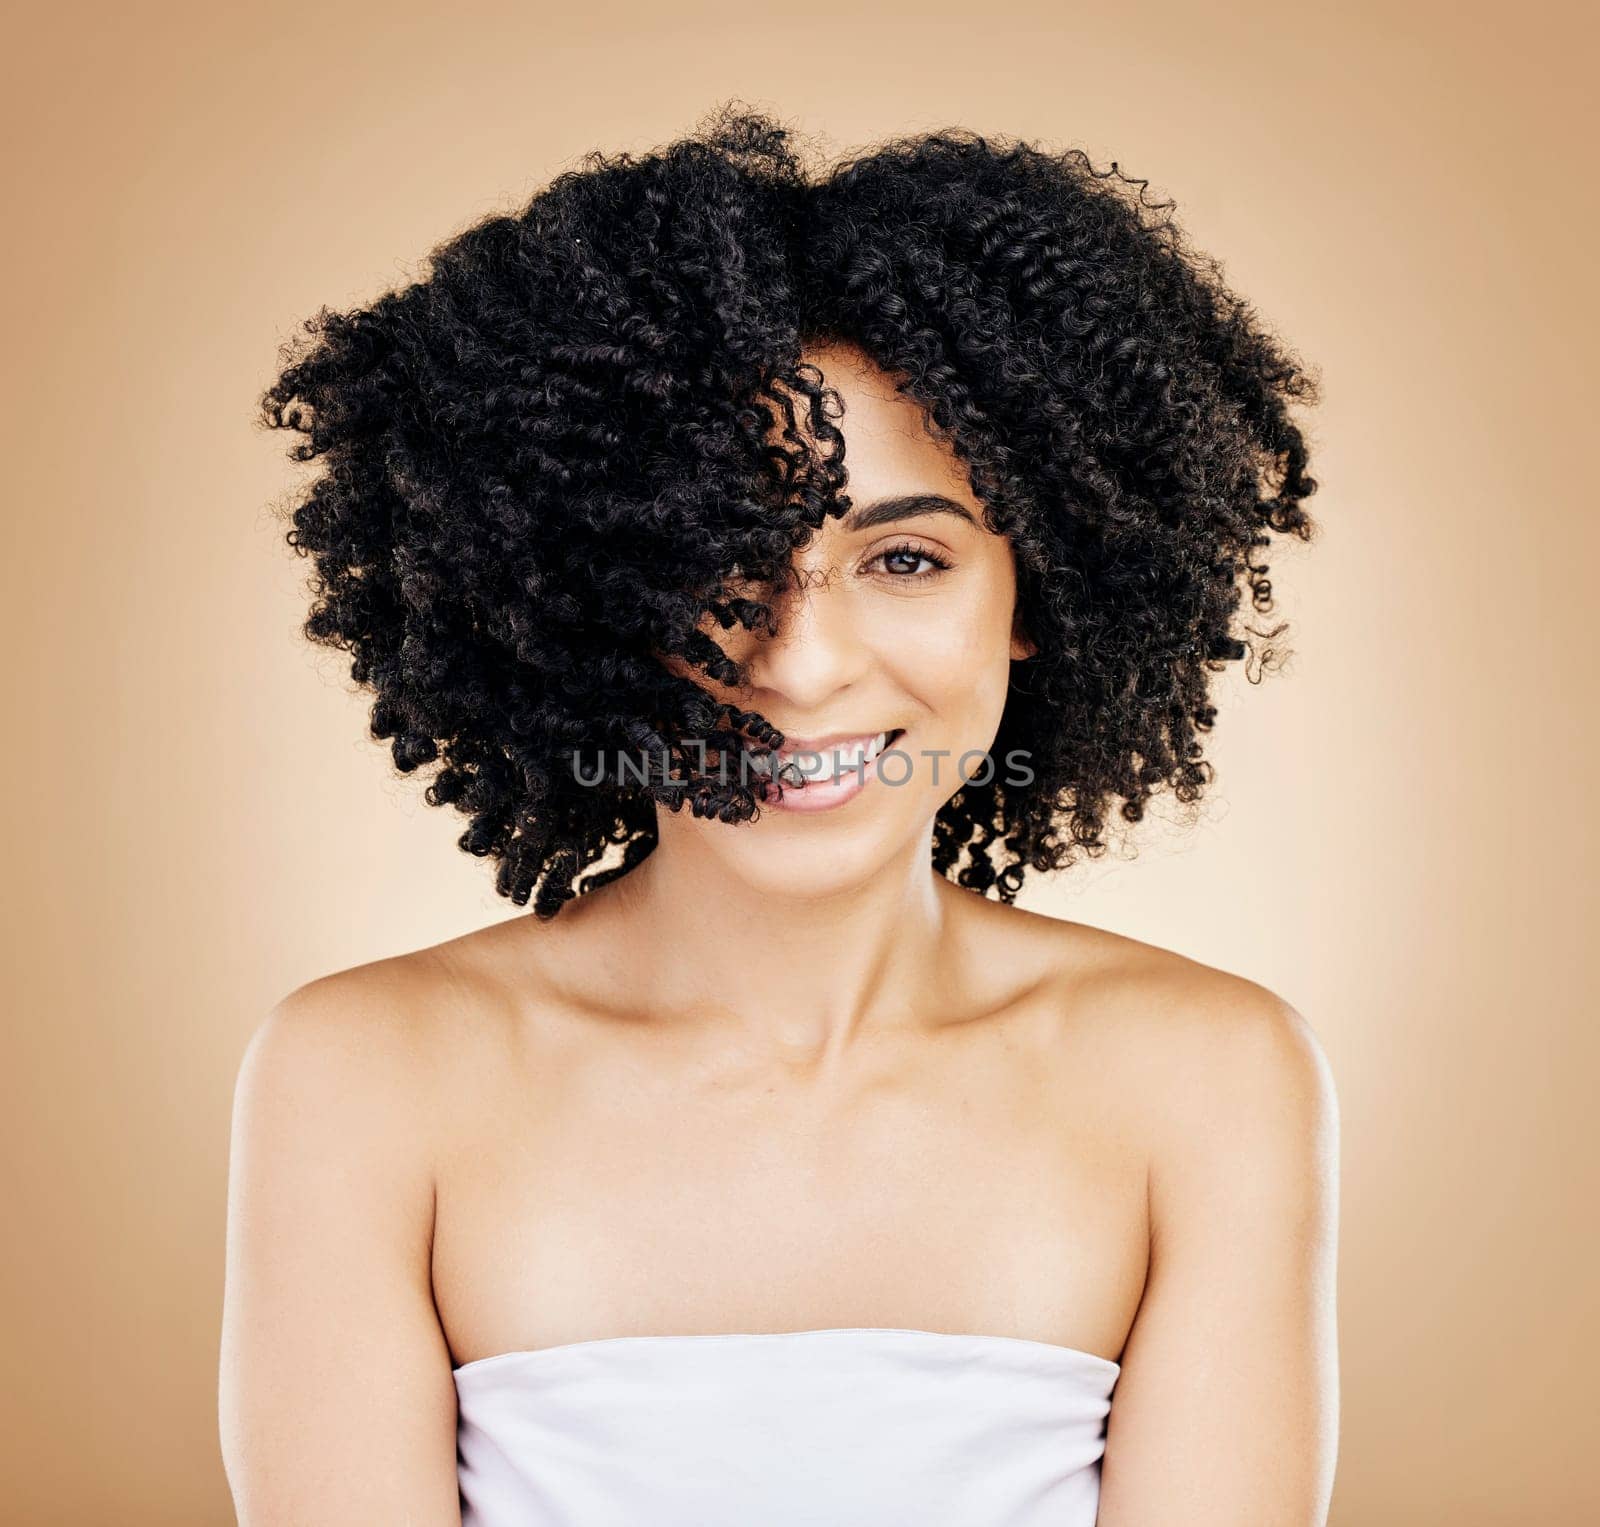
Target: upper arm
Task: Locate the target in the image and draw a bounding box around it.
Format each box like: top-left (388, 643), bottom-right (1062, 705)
top-left (219, 970), bottom-right (463, 1526)
top-left (1096, 981), bottom-right (1340, 1527)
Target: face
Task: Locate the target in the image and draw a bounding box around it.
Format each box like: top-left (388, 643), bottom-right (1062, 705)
top-left (655, 337), bottom-right (1036, 896)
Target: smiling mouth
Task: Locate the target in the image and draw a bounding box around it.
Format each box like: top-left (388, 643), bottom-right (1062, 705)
top-left (767, 728), bottom-right (903, 779)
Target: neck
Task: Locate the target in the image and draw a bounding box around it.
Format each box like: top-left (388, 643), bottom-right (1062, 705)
top-left (597, 815), bottom-right (957, 1075)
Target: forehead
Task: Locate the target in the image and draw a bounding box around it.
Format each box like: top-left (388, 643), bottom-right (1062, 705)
top-left (774, 338), bottom-right (974, 504)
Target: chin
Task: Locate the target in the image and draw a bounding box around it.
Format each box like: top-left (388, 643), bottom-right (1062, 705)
top-left (717, 803), bottom-right (933, 900)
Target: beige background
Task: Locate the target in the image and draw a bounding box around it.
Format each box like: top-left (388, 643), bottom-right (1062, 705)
top-left (3, 2), bottom-right (1595, 1522)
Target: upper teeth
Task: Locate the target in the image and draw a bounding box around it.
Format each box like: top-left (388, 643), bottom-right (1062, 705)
top-left (777, 730), bottom-right (892, 776)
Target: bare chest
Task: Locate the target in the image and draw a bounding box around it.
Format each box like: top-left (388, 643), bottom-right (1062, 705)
top-left (429, 1011), bottom-right (1148, 1368)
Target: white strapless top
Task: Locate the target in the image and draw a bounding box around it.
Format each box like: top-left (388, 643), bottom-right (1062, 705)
top-left (453, 1325), bottom-right (1120, 1526)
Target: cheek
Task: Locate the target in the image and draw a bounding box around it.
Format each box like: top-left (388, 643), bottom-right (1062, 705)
top-left (878, 587), bottom-right (1016, 721)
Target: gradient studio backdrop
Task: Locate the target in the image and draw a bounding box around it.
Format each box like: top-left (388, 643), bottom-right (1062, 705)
top-left (3, 3), bottom-right (1595, 1523)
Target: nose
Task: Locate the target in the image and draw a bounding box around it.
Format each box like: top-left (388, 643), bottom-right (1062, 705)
top-left (730, 569), bottom-right (870, 709)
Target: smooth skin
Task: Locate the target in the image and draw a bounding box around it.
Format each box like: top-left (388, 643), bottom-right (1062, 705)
top-left (220, 340), bottom-right (1339, 1525)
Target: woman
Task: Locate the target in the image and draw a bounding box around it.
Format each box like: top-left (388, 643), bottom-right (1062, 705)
top-left (221, 103), bottom-right (1339, 1525)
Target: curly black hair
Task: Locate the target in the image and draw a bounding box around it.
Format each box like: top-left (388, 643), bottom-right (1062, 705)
top-left (258, 100), bottom-right (1321, 920)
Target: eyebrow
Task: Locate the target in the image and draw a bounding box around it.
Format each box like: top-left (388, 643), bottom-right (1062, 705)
top-left (839, 493), bottom-right (980, 534)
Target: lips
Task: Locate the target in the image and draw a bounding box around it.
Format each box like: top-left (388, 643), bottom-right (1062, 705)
top-left (753, 727), bottom-right (907, 813)
top-left (770, 728), bottom-right (902, 777)
top-left (774, 728), bottom-right (896, 756)
top-left (780, 729), bottom-right (896, 768)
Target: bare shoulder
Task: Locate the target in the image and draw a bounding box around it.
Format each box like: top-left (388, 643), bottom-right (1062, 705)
top-left (1108, 933), bottom-right (1331, 1112)
top-left (248, 941), bottom-right (464, 1082)
top-left (237, 902), bottom-right (632, 1148)
top-left (235, 945), bottom-right (471, 1155)
top-left (222, 948), bottom-right (468, 1521)
top-left (1036, 933), bottom-right (1341, 1522)
top-left (1029, 910), bottom-right (1339, 1163)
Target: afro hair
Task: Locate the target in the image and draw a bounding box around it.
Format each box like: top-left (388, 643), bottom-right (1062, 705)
top-left (258, 100), bottom-right (1322, 919)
